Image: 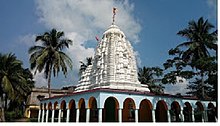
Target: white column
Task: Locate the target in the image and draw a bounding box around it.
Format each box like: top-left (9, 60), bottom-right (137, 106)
top-left (38, 109), bottom-right (42, 122)
top-left (152, 109), bottom-right (156, 122)
top-left (66, 109), bottom-right (70, 122)
top-left (118, 108), bottom-right (122, 122)
top-left (58, 109), bottom-right (61, 122)
top-left (46, 110), bottom-right (49, 122)
top-left (180, 110), bottom-right (184, 122)
top-left (98, 108), bottom-right (102, 122)
top-left (202, 111), bottom-right (205, 122)
top-left (76, 108), bottom-right (80, 122)
top-left (41, 109), bottom-right (45, 122)
top-left (167, 110), bottom-right (171, 122)
top-left (192, 110), bottom-right (195, 122)
top-left (86, 108), bottom-right (90, 122)
top-left (135, 109), bottom-right (139, 122)
top-left (51, 109), bottom-right (55, 122)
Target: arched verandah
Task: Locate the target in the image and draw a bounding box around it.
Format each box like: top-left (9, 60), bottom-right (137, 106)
top-left (69, 99), bottom-right (76, 122)
top-left (183, 102), bottom-right (192, 122)
top-left (103, 97), bottom-right (119, 122)
top-left (122, 98), bottom-right (136, 122)
top-left (207, 103), bottom-right (216, 122)
top-left (155, 100), bottom-right (168, 122)
top-left (138, 99), bottom-right (153, 122)
top-left (78, 98), bottom-right (86, 122)
top-left (88, 97), bottom-right (98, 122)
top-left (194, 102), bottom-right (204, 122)
top-left (54, 101), bottom-right (59, 122)
top-left (60, 100), bottom-right (67, 122)
top-left (170, 101), bottom-right (181, 122)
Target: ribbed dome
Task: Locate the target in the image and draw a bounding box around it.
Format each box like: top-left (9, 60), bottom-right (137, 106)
top-left (103, 24), bottom-right (125, 37)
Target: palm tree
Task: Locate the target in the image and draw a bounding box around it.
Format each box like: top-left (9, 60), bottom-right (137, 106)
top-left (29, 29), bottom-right (73, 97)
top-left (79, 57), bottom-right (92, 75)
top-left (138, 66), bottom-right (164, 94)
top-left (0, 53), bottom-right (34, 121)
top-left (176, 17), bottom-right (217, 99)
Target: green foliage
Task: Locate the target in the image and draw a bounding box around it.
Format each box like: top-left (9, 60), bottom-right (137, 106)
top-left (79, 57), bottom-right (93, 75)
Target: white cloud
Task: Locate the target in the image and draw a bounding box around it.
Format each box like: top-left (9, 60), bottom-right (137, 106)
top-left (32, 71), bottom-right (47, 88)
top-left (164, 76), bottom-right (189, 95)
top-left (18, 34), bottom-right (35, 47)
top-left (33, 0), bottom-right (142, 87)
top-left (134, 51), bottom-right (142, 67)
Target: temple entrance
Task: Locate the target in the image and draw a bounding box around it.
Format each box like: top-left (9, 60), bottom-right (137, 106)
top-left (79, 98), bottom-right (86, 122)
top-left (69, 99), bottom-right (76, 122)
top-left (138, 99), bottom-right (153, 122)
top-left (103, 97), bottom-right (119, 122)
top-left (60, 100), bottom-right (67, 122)
top-left (122, 98), bottom-right (136, 122)
top-left (207, 103), bottom-right (216, 122)
top-left (155, 100), bottom-right (168, 122)
top-left (89, 97), bottom-right (98, 122)
top-left (170, 101), bottom-right (181, 122)
top-left (183, 102), bottom-right (192, 122)
top-left (194, 102), bottom-right (204, 122)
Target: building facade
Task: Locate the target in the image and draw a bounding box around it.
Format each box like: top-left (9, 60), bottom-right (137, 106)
top-left (38, 16), bottom-right (217, 123)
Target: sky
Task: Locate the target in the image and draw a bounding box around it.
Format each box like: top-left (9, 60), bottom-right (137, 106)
top-left (0, 0), bottom-right (217, 95)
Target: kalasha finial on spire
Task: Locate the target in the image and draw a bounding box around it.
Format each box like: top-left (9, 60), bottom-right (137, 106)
top-left (112, 7), bottom-right (117, 25)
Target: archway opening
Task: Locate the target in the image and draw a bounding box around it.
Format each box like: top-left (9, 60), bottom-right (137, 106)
top-left (155, 100), bottom-right (168, 122)
top-left (207, 103), bottom-right (216, 122)
top-left (54, 101), bottom-right (59, 122)
top-left (139, 99), bottom-right (153, 122)
top-left (194, 102), bottom-right (204, 122)
top-left (78, 98), bottom-right (86, 122)
top-left (122, 98), bottom-right (136, 122)
top-left (60, 100), bottom-right (67, 122)
top-left (103, 97), bottom-right (119, 122)
top-left (69, 99), bottom-right (76, 122)
top-left (183, 102), bottom-right (192, 122)
top-left (89, 97), bottom-right (98, 122)
top-left (43, 103), bottom-right (47, 122)
top-left (170, 101), bottom-right (181, 122)
top-left (39, 103), bottom-right (43, 122)
top-left (47, 102), bottom-right (52, 122)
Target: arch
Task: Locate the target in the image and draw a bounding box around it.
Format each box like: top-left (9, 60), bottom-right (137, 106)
top-left (69, 99), bottom-right (76, 122)
top-left (138, 99), bottom-right (153, 122)
top-left (47, 102), bottom-right (52, 122)
top-left (60, 100), bottom-right (67, 122)
top-left (170, 101), bottom-right (181, 122)
top-left (48, 102), bottom-right (52, 110)
top-left (194, 102), bottom-right (204, 122)
top-left (103, 97), bottom-right (119, 122)
top-left (183, 102), bottom-right (193, 122)
top-left (78, 98), bottom-right (86, 122)
top-left (155, 100), bottom-right (168, 122)
top-left (207, 103), bottom-right (216, 122)
top-left (88, 97), bottom-right (98, 122)
top-left (122, 98), bottom-right (136, 122)
top-left (43, 103), bottom-right (47, 122)
top-left (39, 103), bottom-right (43, 122)
top-left (54, 101), bottom-right (59, 122)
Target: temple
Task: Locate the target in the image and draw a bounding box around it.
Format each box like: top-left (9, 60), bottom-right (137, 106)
top-left (37, 8), bottom-right (217, 123)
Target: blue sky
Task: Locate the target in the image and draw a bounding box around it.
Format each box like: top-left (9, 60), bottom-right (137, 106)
top-left (0, 0), bottom-right (217, 94)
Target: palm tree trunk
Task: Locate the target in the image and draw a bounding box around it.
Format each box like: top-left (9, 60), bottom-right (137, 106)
top-left (0, 95), bottom-right (5, 122)
top-left (48, 65), bottom-right (52, 98)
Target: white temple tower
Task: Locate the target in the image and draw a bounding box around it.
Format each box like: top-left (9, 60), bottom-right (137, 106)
top-left (76, 24), bottom-right (150, 92)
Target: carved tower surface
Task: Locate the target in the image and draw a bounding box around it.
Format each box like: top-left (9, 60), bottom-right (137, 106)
top-left (76, 24), bottom-right (150, 92)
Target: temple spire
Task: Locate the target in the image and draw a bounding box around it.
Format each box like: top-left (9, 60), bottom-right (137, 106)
top-left (112, 7), bottom-right (117, 25)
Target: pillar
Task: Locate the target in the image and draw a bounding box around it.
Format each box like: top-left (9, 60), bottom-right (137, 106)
top-left (41, 109), bottom-right (45, 122)
top-left (180, 109), bottom-right (184, 122)
top-left (58, 109), bottom-right (61, 122)
top-left (118, 108), bottom-right (122, 122)
top-left (152, 109), bottom-right (156, 122)
top-left (46, 110), bottom-right (49, 122)
top-left (167, 110), bottom-right (171, 122)
top-left (66, 109), bottom-right (70, 122)
top-left (86, 108), bottom-right (90, 122)
top-left (76, 108), bottom-right (80, 122)
top-left (98, 108), bottom-right (102, 122)
top-left (38, 109), bottom-right (42, 122)
top-left (51, 109), bottom-right (55, 122)
top-left (192, 110), bottom-right (195, 122)
top-left (135, 109), bottom-right (138, 122)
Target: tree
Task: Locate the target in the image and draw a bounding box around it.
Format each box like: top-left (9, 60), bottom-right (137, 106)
top-left (0, 53), bottom-right (34, 121)
top-left (79, 57), bottom-right (92, 75)
top-left (29, 29), bottom-right (73, 98)
top-left (138, 66), bottom-right (164, 94)
top-left (162, 17), bottom-right (217, 100)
